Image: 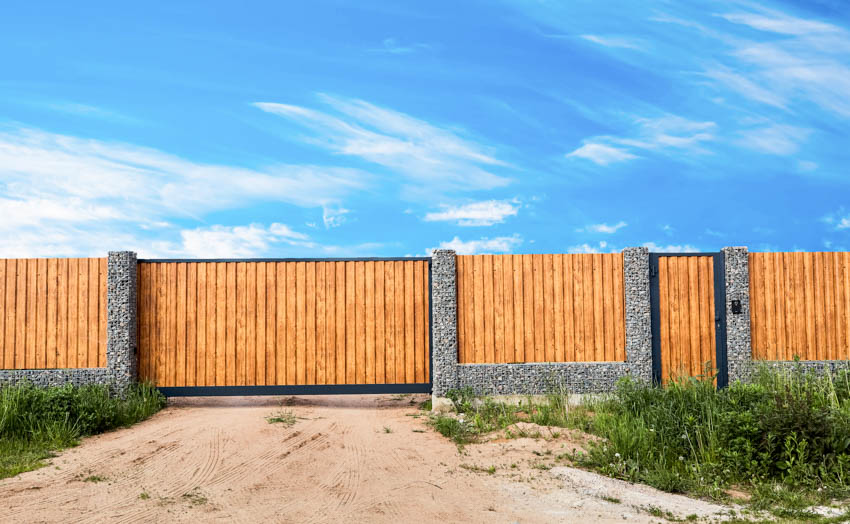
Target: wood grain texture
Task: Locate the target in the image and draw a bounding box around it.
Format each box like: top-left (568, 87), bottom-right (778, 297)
top-left (0, 258), bottom-right (106, 370)
top-left (657, 256), bottom-right (716, 384)
top-left (750, 252), bottom-right (850, 361)
top-left (456, 254), bottom-right (626, 363)
top-left (138, 260), bottom-right (430, 386)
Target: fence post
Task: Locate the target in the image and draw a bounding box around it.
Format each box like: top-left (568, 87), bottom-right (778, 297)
top-left (721, 247), bottom-right (751, 383)
top-left (107, 251), bottom-right (138, 393)
top-left (623, 247), bottom-right (653, 384)
top-left (430, 249), bottom-right (458, 400)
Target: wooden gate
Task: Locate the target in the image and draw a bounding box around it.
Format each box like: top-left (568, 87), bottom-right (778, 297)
top-left (137, 258), bottom-right (431, 395)
top-left (649, 253), bottom-right (728, 386)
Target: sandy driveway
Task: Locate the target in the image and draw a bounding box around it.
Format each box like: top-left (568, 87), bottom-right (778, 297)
top-left (0, 395), bottom-right (732, 523)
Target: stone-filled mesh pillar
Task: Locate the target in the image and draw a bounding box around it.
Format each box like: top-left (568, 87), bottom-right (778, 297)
top-left (430, 249), bottom-right (458, 396)
top-left (623, 247), bottom-right (653, 383)
top-left (722, 246), bottom-right (751, 383)
top-left (107, 251), bottom-right (138, 392)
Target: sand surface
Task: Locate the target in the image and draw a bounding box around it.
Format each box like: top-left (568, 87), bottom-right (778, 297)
top-left (0, 394), bottom-right (733, 523)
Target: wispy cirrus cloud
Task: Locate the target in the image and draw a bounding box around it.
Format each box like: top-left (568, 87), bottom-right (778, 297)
top-left (580, 34), bottom-right (645, 50)
top-left (0, 125), bottom-right (367, 256)
top-left (567, 114), bottom-right (716, 166)
top-left (424, 199), bottom-right (519, 226)
top-left (253, 95), bottom-right (511, 192)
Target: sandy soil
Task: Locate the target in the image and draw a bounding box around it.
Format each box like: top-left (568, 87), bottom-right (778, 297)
top-left (0, 395), bottom-right (734, 523)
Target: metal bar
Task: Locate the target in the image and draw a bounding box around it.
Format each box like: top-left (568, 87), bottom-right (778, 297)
top-left (427, 258), bottom-right (434, 386)
top-left (158, 383), bottom-right (432, 397)
top-left (647, 252), bottom-right (720, 257)
top-left (713, 253), bottom-right (729, 388)
top-left (139, 257), bottom-right (432, 263)
top-left (649, 253), bottom-right (662, 385)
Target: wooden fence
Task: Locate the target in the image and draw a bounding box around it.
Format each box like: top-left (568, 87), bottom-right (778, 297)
top-left (137, 260), bottom-right (430, 387)
top-left (0, 258), bottom-right (107, 369)
top-left (750, 251), bottom-right (850, 361)
top-left (456, 253), bottom-right (626, 364)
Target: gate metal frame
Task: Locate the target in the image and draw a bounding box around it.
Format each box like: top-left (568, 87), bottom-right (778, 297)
top-left (648, 252), bottom-right (728, 388)
top-left (136, 257), bottom-right (433, 397)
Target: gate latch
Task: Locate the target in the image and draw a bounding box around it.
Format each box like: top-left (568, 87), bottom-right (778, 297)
top-left (731, 299), bottom-right (742, 314)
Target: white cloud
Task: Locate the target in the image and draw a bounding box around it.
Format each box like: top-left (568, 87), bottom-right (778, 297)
top-left (567, 241), bottom-right (610, 254)
top-left (580, 34), bottom-right (644, 50)
top-left (424, 200), bottom-right (518, 226)
top-left (168, 223), bottom-right (312, 258)
top-left (737, 124), bottom-right (810, 155)
top-left (579, 221), bottom-right (627, 234)
top-left (431, 234), bottom-right (522, 255)
top-left (0, 125), bottom-right (367, 256)
top-left (797, 160), bottom-right (818, 172)
top-left (254, 95), bottom-right (510, 192)
top-left (719, 11), bottom-right (841, 37)
top-left (566, 143), bottom-right (636, 166)
top-left (642, 242), bottom-right (700, 253)
top-left (322, 205), bottom-right (349, 228)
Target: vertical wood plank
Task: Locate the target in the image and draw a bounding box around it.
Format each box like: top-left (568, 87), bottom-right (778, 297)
top-left (186, 263), bottom-right (197, 386)
top-left (26, 259), bottom-right (37, 369)
top-left (553, 254), bottom-right (565, 363)
top-left (658, 257), bottom-right (670, 383)
top-left (57, 260), bottom-right (68, 370)
top-left (306, 262), bottom-right (317, 385)
top-left (492, 256), bottom-right (505, 364)
top-left (195, 263), bottom-right (207, 385)
top-left (532, 254), bottom-right (544, 362)
top-left (337, 262), bottom-right (347, 384)
top-left (833, 253), bottom-right (846, 360)
top-left (781, 253), bottom-right (796, 361)
top-left (0, 261), bottom-right (5, 368)
top-left (764, 252), bottom-right (777, 360)
top-left (136, 264), bottom-right (147, 380)
top-left (316, 262), bottom-right (327, 385)
top-left (697, 258), bottom-right (712, 376)
top-left (583, 255), bottom-right (596, 363)
top-left (523, 255), bottom-right (535, 362)
top-left (794, 253), bottom-right (808, 360)
top-left (86, 259), bottom-right (97, 369)
top-left (67, 259), bottom-right (79, 369)
top-left (364, 262), bottom-right (375, 384)
top-left (215, 263), bottom-right (227, 386)
top-left (501, 255), bottom-right (514, 364)
top-left (325, 263), bottom-right (337, 384)
top-left (165, 263), bottom-right (177, 386)
top-left (613, 254), bottom-right (626, 361)
top-left (156, 264), bottom-right (167, 385)
top-left (825, 253), bottom-right (837, 361)
top-left (286, 262), bottom-right (297, 385)
top-left (814, 253), bottom-right (827, 360)
top-left (46, 259), bottom-right (58, 369)
top-left (205, 263), bottom-right (216, 385)
top-left (842, 253), bottom-right (850, 359)
top-left (384, 261), bottom-right (396, 381)
top-left (564, 255), bottom-right (576, 362)
top-left (245, 263), bottom-right (256, 386)
top-left (772, 252), bottom-right (787, 361)
top-left (543, 254), bottom-right (555, 363)
top-left (265, 263), bottom-right (276, 385)
top-left (667, 258), bottom-right (681, 382)
top-left (355, 261), bottom-right (366, 384)
top-left (294, 262), bottom-right (305, 385)
top-left (374, 261), bottom-right (385, 383)
top-left (346, 261), bottom-right (356, 384)
top-left (482, 255), bottom-right (494, 363)
top-left (573, 256), bottom-right (586, 362)
top-left (253, 263), bottom-right (264, 385)
top-left (403, 261), bottom-right (414, 383)
top-left (424, 261), bottom-right (431, 380)
top-left (749, 254), bottom-right (761, 359)
top-left (175, 263), bottom-right (187, 387)
top-left (34, 259), bottom-right (46, 369)
top-left (678, 258), bottom-right (693, 380)
top-left (592, 254), bottom-right (604, 363)
top-left (512, 255), bottom-right (524, 363)
top-left (602, 254), bottom-right (615, 362)
top-left (3, 261), bottom-right (13, 369)
top-left (227, 263), bottom-right (239, 386)
top-left (687, 257), bottom-right (700, 376)
top-left (414, 261), bottom-right (425, 382)
top-left (13, 259), bottom-right (25, 369)
top-left (472, 256), bottom-right (484, 363)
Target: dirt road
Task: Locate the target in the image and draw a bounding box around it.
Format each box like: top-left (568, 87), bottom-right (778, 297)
top-left (0, 395), bottom-right (731, 523)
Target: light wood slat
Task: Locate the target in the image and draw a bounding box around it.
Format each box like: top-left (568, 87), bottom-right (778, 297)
top-left (512, 254), bottom-right (524, 363)
top-left (355, 261), bottom-right (366, 384)
top-left (373, 261), bottom-right (384, 384)
top-left (424, 262), bottom-right (431, 379)
top-left (245, 263), bottom-right (256, 386)
top-left (196, 263), bottom-right (207, 386)
top-left (564, 255), bottom-right (576, 362)
top-left (697, 257), bottom-right (712, 376)
top-left (483, 255), bottom-right (495, 364)
top-left (502, 255), bottom-right (514, 364)
top-left (532, 254), bottom-right (544, 362)
top-left (613, 254), bottom-right (625, 361)
top-left (826, 253), bottom-right (837, 361)
top-left (543, 254), bottom-right (555, 363)
top-left (35, 259), bottom-right (46, 369)
top-left (666, 258), bottom-right (680, 382)
top-left (265, 263), bottom-right (276, 385)
top-left (404, 260), bottom-right (415, 383)
top-left (493, 255), bottom-right (505, 364)
top-left (336, 262), bottom-right (346, 384)
top-left (25, 259), bottom-right (36, 369)
top-left (315, 262), bottom-right (327, 385)
top-left (523, 255), bottom-right (535, 362)
top-left (473, 256), bottom-right (484, 364)
top-left (658, 257), bottom-right (670, 383)
top-left (552, 254), bottom-right (564, 363)
top-left (573, 255), bottom-right (586, 362)
top-left (414, 260), bottom-right (425, 383)
top-left (687, 257), bottom-right (700, 377)
top-left (365, 261), bottom-right (375, 384)
top-left (383, 261), bottom-right (395, 383)
top-left (176, 262), bottom-right (187, 387)
top-left (307, 262), bottom-right (317, 385)
top-left (0, 261), bottom-right (5, 369)
top-left (602, 254), bottom-right (614, 363)
top-left (56, 259), bottom-right (67, 370)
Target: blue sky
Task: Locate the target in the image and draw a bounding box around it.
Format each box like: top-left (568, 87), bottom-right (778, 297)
top-left (1, 0), bottom-right (848, 258)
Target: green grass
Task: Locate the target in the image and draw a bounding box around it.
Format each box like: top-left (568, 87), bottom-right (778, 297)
top-left (0, 381), bottom-right (165, 480)
top-left (427, 365), bottom-right (850, 520)
top-left (266, 409), bottom-right (297, 426)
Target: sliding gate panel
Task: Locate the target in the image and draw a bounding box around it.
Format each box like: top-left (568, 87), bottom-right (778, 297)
top-left (137, 259), bottom-right (431, 394)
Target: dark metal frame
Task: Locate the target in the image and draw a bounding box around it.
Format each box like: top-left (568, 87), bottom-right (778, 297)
top-left (140, 257), bottom-right (435, 397)
top-left (649, 253), bottom-right (729, 388)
